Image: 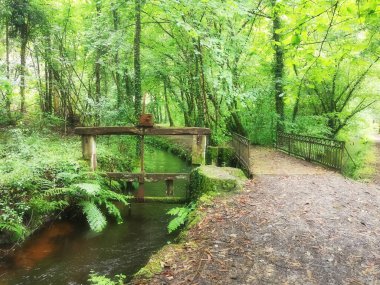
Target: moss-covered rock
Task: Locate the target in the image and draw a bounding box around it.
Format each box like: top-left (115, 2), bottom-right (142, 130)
top-left (133, 243), bottom-right (184, 281)
top-left (189, 165), bottom-right (247, 200)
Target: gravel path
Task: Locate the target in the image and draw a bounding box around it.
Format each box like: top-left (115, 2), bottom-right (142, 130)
top-left (135, 147), bottom-right (380, 285)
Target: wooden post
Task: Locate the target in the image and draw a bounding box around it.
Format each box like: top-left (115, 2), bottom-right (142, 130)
top-left (165, 179), bottom-right (174, 196)
top-left (192, 135), bottom-right (207, 165)
top-left (82, 135), bottom-right (97, 171)
top-left (136, 131), bottom-right (145, 202)
top-left (307, 138), bottom-right (312, 161)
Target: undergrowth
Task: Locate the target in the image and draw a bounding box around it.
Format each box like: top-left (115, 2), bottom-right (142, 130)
top-left (0, 127), bottom-right (134, 244)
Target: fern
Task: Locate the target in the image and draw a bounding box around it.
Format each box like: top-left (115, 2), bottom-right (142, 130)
top-left (29, 197), bottom-right (69, 214)
top-left (167, 203), bottom-right (195, 233)
top-left (74, 183), bottom-right (101, 196)
top-left (56, 172), bottom-right (80, 184)
top-left (88, 271), bottom-right (126, 285)
top-left (80, 201), bottom-right (107, 232)
top-left (42, 187), bottom-right (72, 197)
top-left (99, 189), bottom-right (129, 206)
top-left (103, 201), bottom-right (123, 224)
top-left (0, 222), bottom-right (26, 240)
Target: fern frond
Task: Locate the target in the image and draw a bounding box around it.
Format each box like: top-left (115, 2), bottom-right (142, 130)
top-left (74, 183), bottom-right (101, 196)
top-left (56, 172), bottom-right (80, 184)
top-left (80, 201), bottom-right (107, 232)
top-left (42, 187), bottom-right (72, 197)
top-left (30, 197), bottom-right (69, 214)
top-left (35, 178), bottom-right (55, 191)
top-left (103, 201), bottom-right (123, 224)
top-left (0, 222), bottom-right (26, 240)
top-left (167, 206), bottom-right (191, 233)
top-left (100, 190), bottom-right (129, 206)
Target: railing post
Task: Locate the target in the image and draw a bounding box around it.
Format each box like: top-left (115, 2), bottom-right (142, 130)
top-left (340, 142), bottom-right (345, 171)
top-left (82, 135), bottom-right (97, 171)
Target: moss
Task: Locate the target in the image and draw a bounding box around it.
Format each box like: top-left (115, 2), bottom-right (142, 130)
top-left (218, 146), bottom-right (236, 166)
top-left (145, 137), bottom-right (191, 162)
top-left (134, 243), bottom-right (183, 280)
top-left (206, 146), bottom-right (219, 165)
top-left (206, 146), bottom-right (236, 167)
top-left (134, 260), bottom-right (162, 279)
top-left (130, 197), bottom-right (187, 204)
top-left (189, 165), bottom-right (247, 200)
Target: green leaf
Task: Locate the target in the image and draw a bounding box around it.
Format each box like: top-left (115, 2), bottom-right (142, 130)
top-left (80, 201), bottom-right (107, 232)
top-left (74, 183), bottom-right (101, 196)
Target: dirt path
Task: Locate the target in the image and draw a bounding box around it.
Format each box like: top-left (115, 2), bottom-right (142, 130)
top-left (136, 147), bottom-right (380, 285)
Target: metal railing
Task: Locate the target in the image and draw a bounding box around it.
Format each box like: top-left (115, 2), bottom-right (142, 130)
top-left (232, 132), bottom-right (252, 177)
top-left (276, 132), bottom-right (345, 171)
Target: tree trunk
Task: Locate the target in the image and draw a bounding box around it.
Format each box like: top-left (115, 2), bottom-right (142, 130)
top-left (134, 0), bottom-right (142, 119)
top-left (5, 21), bottom-right (12, 121)
top-left (163, 78), bottom-right (174, 127)
top-left (20, 34), bottom-right (28, 114)
top-left (196, 38), bottom-right (209, 127)
top-left (112, 2), bottom-right (123, 107)
top-left (95, 1), bottom-right (102, 125)
top-left (271, 0), bottom-right (285, 131)
top-left (134, 0), bottom-right (142, 156)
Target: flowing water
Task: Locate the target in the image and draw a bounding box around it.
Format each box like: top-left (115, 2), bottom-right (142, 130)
top-left (0, 147), bottom-right (191, 285)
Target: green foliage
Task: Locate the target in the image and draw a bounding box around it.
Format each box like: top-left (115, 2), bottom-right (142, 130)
top-left (285, 116), bottom-right (332, 138)
top-left (80, 201), bottom-right (107, 233)
top-left (0, 128), bottom-right (132, 243)
top-left (145, 136), bottom-right (191, 162)
top-left (88, 271), bottom-right (126, 285)
top-left (0, 222), bottom-right (26, 242)
top-left (167, 203), bottom-right (195, 234)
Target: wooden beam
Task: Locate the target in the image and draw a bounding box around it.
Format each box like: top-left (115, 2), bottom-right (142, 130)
top-left (105, 172), bottom-right (189, 182)
top-left (75, 126), bottom-right (211, 136)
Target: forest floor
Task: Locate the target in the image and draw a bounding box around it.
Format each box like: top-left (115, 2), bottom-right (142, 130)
top-left (136, 146), bottom-right (380, 284)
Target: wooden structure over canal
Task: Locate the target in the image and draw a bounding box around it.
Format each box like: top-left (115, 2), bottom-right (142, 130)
top-left (75, 126), bottom-right (211, 201)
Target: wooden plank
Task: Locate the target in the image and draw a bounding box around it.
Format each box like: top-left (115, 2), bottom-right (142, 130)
top-left (106, 172), bottom-right (189, 182)
top-left (75, 126), bottom-right (211, 136)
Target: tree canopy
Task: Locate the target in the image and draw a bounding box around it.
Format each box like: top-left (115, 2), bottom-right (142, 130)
top-left (0, 0), bottom-right (378, 143)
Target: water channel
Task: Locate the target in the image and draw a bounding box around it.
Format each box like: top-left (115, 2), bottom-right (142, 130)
top-left (0, 146), bottom-right (191, 285)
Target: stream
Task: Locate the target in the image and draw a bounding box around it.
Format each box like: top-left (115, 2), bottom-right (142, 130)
top-left (0, 146), bottom-right (191, 285)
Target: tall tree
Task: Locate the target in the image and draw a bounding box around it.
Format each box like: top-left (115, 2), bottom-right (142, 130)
top-left (134, 0), bottom-right (142, 119)
top-left (271, 0), bottom-right (285, 131)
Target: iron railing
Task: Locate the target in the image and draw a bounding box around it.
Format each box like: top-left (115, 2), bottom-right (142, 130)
top-left (276, 132), bottom-right (345, 171)
top-left (232, 132), bottom-right (252, 177)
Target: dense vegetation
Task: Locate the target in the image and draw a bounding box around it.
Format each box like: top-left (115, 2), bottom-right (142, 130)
top-left (0, 0), bottom-right (379, 243)
top-left (0, 0), bottom-right (378, 137)
top-left (0, 127), bottom-right (136, 244)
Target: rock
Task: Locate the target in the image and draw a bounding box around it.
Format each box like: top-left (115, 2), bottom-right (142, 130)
top-left (189, 165), bottom-right (247, 199)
